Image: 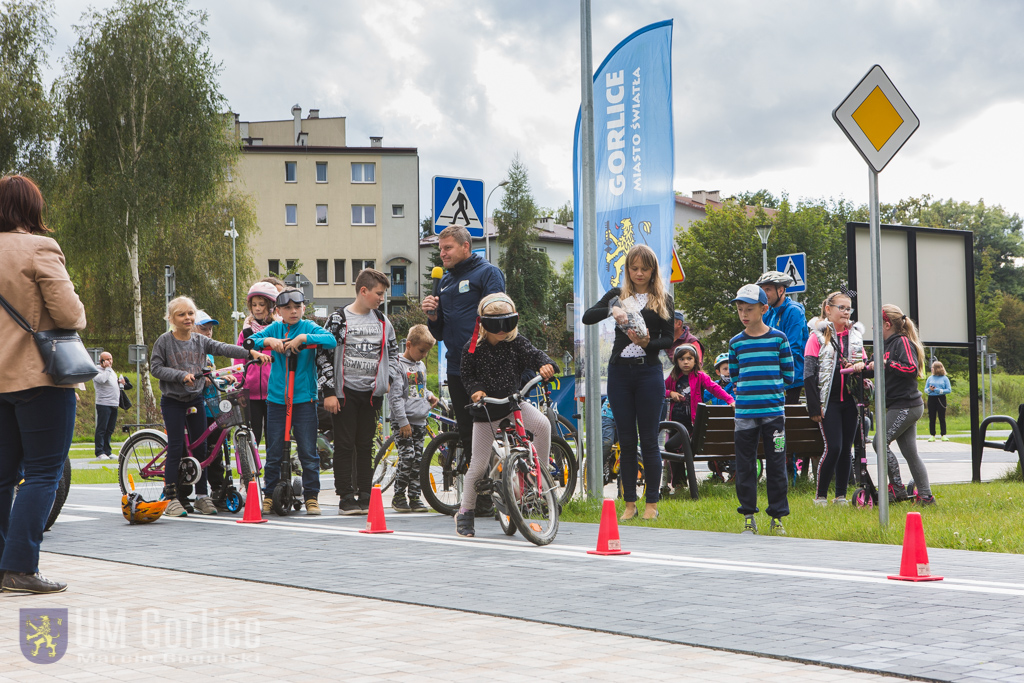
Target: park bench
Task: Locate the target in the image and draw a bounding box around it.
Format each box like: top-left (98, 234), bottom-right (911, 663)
top-left (976, 403), bottom-right (1024, 481)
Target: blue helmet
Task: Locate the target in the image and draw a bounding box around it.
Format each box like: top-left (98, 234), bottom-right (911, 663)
top-left (714, 352), bottom-right (729, 368)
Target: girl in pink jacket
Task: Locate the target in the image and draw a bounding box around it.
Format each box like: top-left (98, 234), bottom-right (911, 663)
top-left (234, 282), bottom-right (277, 446)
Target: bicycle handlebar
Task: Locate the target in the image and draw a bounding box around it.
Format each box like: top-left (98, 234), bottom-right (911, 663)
top-left (840, 362), bottom-right (873, 375)
top-left (469, 374), bottom-right (546, 410)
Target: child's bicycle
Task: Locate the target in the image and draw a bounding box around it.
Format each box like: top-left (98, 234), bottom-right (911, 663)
top-left (371, 398), bottom-right (456, 493)
top-left (117, 362), bottom-right (263, 512)
top-left (525, 377), bottom-right (579, 506)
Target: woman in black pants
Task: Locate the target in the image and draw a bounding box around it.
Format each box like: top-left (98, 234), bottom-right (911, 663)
top-left (583, 245), bottom-right (674, 521)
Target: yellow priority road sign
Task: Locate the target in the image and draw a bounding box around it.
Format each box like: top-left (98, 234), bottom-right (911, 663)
top-left (833, 65), bottom-right (919, 173)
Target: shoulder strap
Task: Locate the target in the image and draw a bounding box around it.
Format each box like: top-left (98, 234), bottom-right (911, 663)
top-left (373, 309), bottom-right (384, 323)
top-left (0, 292), bottom-right (35, 335)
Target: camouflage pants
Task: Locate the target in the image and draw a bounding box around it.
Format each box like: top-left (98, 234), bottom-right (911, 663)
top-left (392, 423), bottom-right (427, 501)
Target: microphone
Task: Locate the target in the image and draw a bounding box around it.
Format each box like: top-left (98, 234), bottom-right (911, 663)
top-left (431, 266), bottom-right (443, 296)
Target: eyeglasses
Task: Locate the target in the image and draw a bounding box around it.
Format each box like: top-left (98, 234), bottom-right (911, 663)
top-left (833, 305), bottom-right (854, 313)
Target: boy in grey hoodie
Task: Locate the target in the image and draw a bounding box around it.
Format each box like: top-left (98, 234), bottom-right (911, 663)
top-left (387, 325), bottom-right (439, 512)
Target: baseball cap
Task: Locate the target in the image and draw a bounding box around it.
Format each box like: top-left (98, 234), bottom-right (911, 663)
top-left (673, 310), bottom-right (686, 322)
top-left (195, 310), bottom-right (219, 326)
top-left (731, 284), bottom-right (768, 305)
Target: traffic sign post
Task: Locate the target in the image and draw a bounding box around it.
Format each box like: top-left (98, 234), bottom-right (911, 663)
top-left (834, 64), bottom-right (919, 528)
top-left (432, 176), bottom-right (485, 237)
top-left (775, 252), bottom-right (807, 293)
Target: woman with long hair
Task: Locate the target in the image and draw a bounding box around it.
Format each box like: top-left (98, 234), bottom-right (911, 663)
top-left (582, 245), bottom-right (674, 521)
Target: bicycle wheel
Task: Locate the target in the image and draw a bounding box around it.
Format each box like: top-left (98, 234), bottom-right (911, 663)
top-left (118, 432), bottom-right (168, 501)
top-left (502, 448), bottom-right (559, 546)
top-left (556, 414), bottom-right (577, 448)
top-left (548, 435), bottom-right (577, 507)
top-left (420, 431), bottom-right (464, 516)
top-left (372, 436), bottom-right (400, 492)
top-left (659, 421), bottom-right (700, 501)
top-left (41, 455), bottom-right (72, 531)
top-left (235, 429), bottom-right (261, 493)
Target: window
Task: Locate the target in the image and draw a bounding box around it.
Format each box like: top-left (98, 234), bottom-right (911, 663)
top-left (352, 259), bottom-right (375, 281)
top-left (351, 162), bottom-right (375, 183)
top-left (352, 205), bottom-right (376, 225)
top-left (268, 259), bottom-right (280, 276)
top-left (532, 246), bottom-right (547, 253)
top-left (334, 259), bottom-right (346, 284)
top-left (316, 259), bottom-right (328, 284)
top-left (316, 162), bottom-right (328, 183)
top-left (285, 161), bottom-right (297, 183)
top-left (285, 204), bottom-right (297, 225)
top-left (392, 204), bottom-right (404, 218)
top-left (316, 204), bottom-right (328, 225)
top-left (286, 259), bottom-right (297, 273)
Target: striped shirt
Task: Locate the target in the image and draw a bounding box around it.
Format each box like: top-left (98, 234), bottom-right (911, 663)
top-left (728, 329), bottom-right (795, 419)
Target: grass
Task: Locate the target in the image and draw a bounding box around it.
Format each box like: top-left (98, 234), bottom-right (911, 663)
top-left (561, 477), bottom-right (1024, 554)
top-left (71, 466), bottom-right (122, 485)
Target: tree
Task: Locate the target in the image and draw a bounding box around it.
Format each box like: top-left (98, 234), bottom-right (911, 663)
top-left (0, 0), bottom-right (55, 179)
top-left (494, 154), bottom-right (551, 345)
top-left (990, 294), bottom-right (1024, 374)
top-left (419, 214), bottom-right (433, 239)
top-left (731, 189), bottom-right (780, 209)
top-left (553, 201), bottom-right (573, 226)
top-left (54, 0), bottom-right (237, 413)
top-left (542, 257), bottom-right (574, 361)
top-left (974, 250), bottom-right (1004, 338)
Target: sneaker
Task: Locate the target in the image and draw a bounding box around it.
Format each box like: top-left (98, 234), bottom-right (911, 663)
top-left (305, 499), bottom-right (321, 516)
top-left (194, 497), bottom-right (218, 515)
top-left (181, 499), bottom-right (195, 515)
top-left (741, 515), bottom-right (757, 535)
top-left (409, 498), bottom-right (429, 513)
top-left (96, 453), bottom-right (112, 460)
top-left (455, 510), bottom-right (476, 537)
top-left (338, 499), bottom-right (362, 516)
top-left (1, 571), bottom-right (67, 594)
top-left (357, 497), bottom-right (370, 515)
top-left (927, 436), bottom-right (935, 442)
top-left (769, 518), bottom-right (787, 535)
top-left (915, 494), bottom-right (937, 507)
top-left (164, 498), bottom-right (187, 517)
top-left (888, 483), bottom-right (910, 503)
top-left (813, 497), bottom-right (829, 507)
top-left (391, 496), bottom-right (411, 513)
top-left (262, 497), bottom-right (273, 514)
top-left (833, 497), bottom-right (849, 506)
top-left (941, 436), bottom-right (949, 442)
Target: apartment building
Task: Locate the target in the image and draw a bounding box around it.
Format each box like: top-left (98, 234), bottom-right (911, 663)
top-left (231, 105), bottom-right (419, 314)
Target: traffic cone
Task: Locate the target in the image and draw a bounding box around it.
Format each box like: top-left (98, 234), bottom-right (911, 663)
top-left (587, 499), bottom-right (630, 556)
top-left (888, 512), bottom-right (942, 582)
top-left (360, 486), bottom-right (394, 534)
top-left (237, 480), bottom-right (267, 524)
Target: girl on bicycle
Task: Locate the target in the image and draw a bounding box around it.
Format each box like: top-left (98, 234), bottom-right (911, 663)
top-left (456, 293), bottom-right (557, 537)
top-left (150, 295), bottom-right (267, 517)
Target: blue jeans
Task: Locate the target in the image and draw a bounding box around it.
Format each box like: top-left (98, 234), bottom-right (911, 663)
top-left (95, 404), bottom-right (118, 456)
top-left (264, 401), bottom-right (320, 499)
top-left (607, 362), bottom-right (664, 504)
top-left (0, 386), bottom-right (76, 574)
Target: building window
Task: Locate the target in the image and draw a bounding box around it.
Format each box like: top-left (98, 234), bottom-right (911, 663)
top-left (352, 259), bottom-right (375, 282)
top-left (316, 162), bottom-right (328, 183)
top-left (532, 246), bottom-right (547, 253)
top-left (316, 204), bottom-right (328, 225)
top-left (392, 204), bottom-right (404, 218)
top-left (285, 204), bottom-right (297, 225)
top-left (316, 260), bottom-right (328, 284)
top-left (268, 259), bottom-right (280, 276)
top-left (351, 162), bottom-right (375, 183)
top-left (285, 161), bottom-right (297, 183)
top-left (285, 259), bottom-right (298, 273)
top-left (334, 259), bottom-right (346, 284)
top-left (352, 205), bottom-right (376, 225)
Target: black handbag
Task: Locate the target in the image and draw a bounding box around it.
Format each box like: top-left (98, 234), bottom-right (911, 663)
top-left (0, 291), bottom-right (98, 385)
top-left (119, 388), bottom-right (132, 410)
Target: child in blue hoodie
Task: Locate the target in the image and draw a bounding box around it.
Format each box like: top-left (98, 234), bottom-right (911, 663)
top-left (247, 288), bottom-right (336, 515)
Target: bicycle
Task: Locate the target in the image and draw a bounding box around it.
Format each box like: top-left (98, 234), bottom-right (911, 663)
top-left (525, 377), bottom-right (579, 506)
top-left (371, 398), bottom-right (456, 494)
top-left (117, 361), bottom-right (263, 512)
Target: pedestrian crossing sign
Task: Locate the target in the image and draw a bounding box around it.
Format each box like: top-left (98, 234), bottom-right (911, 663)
top-left (432, 176), bottom-right (485, 237)
top-left (776, 252), bottom-right (807, 293)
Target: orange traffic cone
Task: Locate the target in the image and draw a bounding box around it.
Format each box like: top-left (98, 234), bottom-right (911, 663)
top-left (888, 511), bottom-right (942, 582)
top-left (360, 486), bottom-right (394, 534)
top-left (587, 499), bottom-right (630, 556)
top-left (237, 480), bottom-right (267, 524)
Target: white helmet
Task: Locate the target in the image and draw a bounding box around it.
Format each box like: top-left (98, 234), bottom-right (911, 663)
top-left (755, 270), bottom-right (794, 288)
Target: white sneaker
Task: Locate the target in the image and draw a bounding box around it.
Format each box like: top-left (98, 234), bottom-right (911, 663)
top-left (194, 497), bottom-right (218, 515)
top-left (833, 497), bottom-right (849, 506)
top-left (813, 497), bottom-right (829, 507)
top-left (164, 499), bottom-right (187, 517)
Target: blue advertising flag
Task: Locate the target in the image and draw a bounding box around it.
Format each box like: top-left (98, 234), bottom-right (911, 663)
top-left (573, 20), bottom-right (675, 389)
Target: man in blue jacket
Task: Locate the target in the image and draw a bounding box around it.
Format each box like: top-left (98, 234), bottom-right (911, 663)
top-left (421, 225), bottom-right (506, 464)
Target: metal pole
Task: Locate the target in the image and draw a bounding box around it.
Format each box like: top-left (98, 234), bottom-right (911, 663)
top-left (869, 168), bottom-right (888, 527)
top-left (135, 358), bottom-right (141, 425)
top-left (483, 182), bottom-right (508, 264)
top-left (231, 218), bottom-right (238, 341)
top-left (762, 242), bottom-right (768, 274)
top-left (580, 0), bottom-right (602, 498)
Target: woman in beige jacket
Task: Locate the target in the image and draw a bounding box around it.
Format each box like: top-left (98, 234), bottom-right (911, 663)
top-left (0, 175), bottom-right (86, 595)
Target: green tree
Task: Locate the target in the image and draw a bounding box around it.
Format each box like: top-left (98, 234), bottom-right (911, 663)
top-left (0, 0), bottom-right (55, 179)
top-left (54, 0), bottom-right (237, 412)
top-left (990, 294), bottom-right (1024, 374)
top-left (494, 154), bottom-right (551, 345)
top-left (420, 214), bottom-right (433, 239)
top-left (553, 201), bottom-right (573, 226)
top-left (542, 257), bottom-right (574, 361)
top-left (731, 189), bottom-right (780, 209)
top-left (975, 250), bottom-right (1005, 338)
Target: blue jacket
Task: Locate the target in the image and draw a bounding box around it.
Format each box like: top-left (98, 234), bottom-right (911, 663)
top-left (427, 253), bottom-right (505, 377)
top-left (763, 296), bottom-right (807, 390)
top-left (924, 374), bottom-right (951, 396)
top-left (248, 319), bottom-right (337, 405)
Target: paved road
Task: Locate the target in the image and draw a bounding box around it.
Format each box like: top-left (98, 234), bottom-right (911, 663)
top-left (30, 483), bottom-right (1024, 682)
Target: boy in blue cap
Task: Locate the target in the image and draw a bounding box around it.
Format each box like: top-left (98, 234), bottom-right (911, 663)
top-left (727, 284), bottom-right (794, 535)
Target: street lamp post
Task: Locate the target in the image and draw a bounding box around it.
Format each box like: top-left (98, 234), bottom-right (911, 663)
top-left (224, 219), bottom-right (240, 340)
top-left (484, 180), bottom-right (509, 263)
top-left (755, 224), bottom-right (773, 274)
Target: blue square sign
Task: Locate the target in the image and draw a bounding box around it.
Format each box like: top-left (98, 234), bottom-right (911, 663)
top-left (433, 176), bottom-right (485, 237)
top-left (776, 252), bottom-right (807, 293)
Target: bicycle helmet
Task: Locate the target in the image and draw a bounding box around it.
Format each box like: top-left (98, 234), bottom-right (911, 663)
top-left (755, 270), bottom-right (794, 288)
top-left (714, 352), bottom-right (729, 368)
top-left (121, 491), bottom-right (169, 524)
top-left (247, 281), bottom-right (279, 306)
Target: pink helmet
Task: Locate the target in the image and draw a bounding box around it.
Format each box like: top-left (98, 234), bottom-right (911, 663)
top-left (247, 282), bottom-right (279, 306)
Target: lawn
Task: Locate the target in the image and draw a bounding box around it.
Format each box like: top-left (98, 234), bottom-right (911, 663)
top-left (561, 477), bottom-right (1024, 554)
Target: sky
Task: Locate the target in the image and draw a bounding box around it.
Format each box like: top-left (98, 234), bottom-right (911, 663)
top-left (40, 0), bottom-right (1024, 221)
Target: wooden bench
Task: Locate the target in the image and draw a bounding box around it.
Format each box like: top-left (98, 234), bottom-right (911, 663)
top-left (660, 404), bottom-right (824, 500)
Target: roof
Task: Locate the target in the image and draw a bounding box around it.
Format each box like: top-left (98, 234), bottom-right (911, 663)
top-left (675, 194), bottom-right (779, 220)
top-left (419, 218), bottom-right (574, 247)
top-left (241, 145), bottom-right (417, 154)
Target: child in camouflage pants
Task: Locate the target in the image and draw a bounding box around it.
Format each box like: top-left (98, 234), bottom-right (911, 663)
top-left (388, 325), bottom-right (439, 512)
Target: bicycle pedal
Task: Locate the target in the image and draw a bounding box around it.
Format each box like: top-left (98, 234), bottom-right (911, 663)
top-left (474, 478), bottom-right (494, 495)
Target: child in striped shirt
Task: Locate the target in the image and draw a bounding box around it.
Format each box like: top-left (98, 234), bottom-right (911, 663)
top-left (728, 284), bottom-right (795, 536)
